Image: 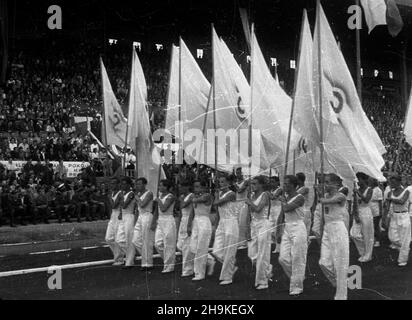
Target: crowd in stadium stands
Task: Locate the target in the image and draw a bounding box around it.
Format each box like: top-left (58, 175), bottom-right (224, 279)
top-left (0, 37), bottom-right (410, 227)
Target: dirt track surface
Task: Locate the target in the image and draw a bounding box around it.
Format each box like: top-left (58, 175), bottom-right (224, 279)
top-left (0, 241), bottom-right (411, 300)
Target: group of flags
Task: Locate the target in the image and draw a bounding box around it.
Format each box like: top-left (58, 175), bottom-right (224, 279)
top-left (100, 1), bottom-right (412, 194)
top-left (101, 49), bottom-right (162, 194)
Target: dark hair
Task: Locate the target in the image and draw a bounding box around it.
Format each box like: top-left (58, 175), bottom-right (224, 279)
top-left (180, 180), bottom-right (192, 188)
top-left (356, 172), bottom-right (370, 182)
top-left (327, 173), bottom-right (342, 185)
top-left (296, 172), bottom-right (306, 184)
top-left (122, 177), bottom-right (133, 186)
top-left (160, 179), bottom-right (172, 190)
top-left (252, 175), bottom-right (267, 187)
top-left (136, 177), bottom-right (148, 185)
top-left (390, 175), bottom-right (402, 183)
top-left (284, 175), bottom-right (299, 188)
top-left (194, 179), bottom-right (208, 188)
top-left (220, 174), bottom-right (235, 184)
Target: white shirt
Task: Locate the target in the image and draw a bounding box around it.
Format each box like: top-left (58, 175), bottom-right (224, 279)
top-left (90, 143), bottom-right (99, 153)
top-left (370, 187), bottom-right (383, 217)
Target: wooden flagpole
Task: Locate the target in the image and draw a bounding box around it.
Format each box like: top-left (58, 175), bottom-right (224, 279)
top-left (284, 10), bottom-right (307, 179)
top-left (316, 0), bottom-right (326, 239)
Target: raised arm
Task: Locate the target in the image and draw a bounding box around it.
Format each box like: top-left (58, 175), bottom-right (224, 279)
top-left (389, 190), bottom-right (410, 205)
top-left (137, 191), bottom-right (153, 209)
top-left (246, 192), bottom-right (269, 212)
top-left (157, 194), bottom-right (176, 212)
top-left (320, 193), bottom-right (346, 205)
top-left (214, 191), bottom-right (236, 206)
top-left (282, 194), bottom-right (305, 213)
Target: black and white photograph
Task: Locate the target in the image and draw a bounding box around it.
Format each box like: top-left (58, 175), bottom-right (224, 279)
top-left (0, 0), bottom-right (412, 304)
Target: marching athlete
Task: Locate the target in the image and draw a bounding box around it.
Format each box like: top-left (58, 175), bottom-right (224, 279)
top-left (189, 180), bottom-right (213, 281)
top-left (318, 174), bottom-right (350, 300)
top-left (368, 178), bottom-right (383, 248)
top-left (117, 177), bottom-right (136, 260)
top-left (235, 168), bottom-right (249, 249)
top-left (245, 176), bottom-right (272, 290)
top-left (386, 175), bottom-right (411, 267)
top-left (268, 177), bottom-right (282, 254)
top-left (337, 181), bottom-right (351, 231)
top-left (278, 175), bottom-right (308, 296)
top-left (296, 173), bottom-right (311, 238)
top-left (177, 180), bottom-right (195, 277)
top-left (351, 173), bottom-right (374, 263)
top-left (105, 178), bottom-right (124, 266)
top-left (208, 175), bottom-right (239, 285)
top-left (125, 178), bottom-right (154, 270)
top-left (152, 179), bottom-right (177, 273)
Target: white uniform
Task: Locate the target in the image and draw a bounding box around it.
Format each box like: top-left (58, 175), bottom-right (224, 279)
top-left (236, 181), bottom-right (249, 247)
top-left (208, 191), bottom-right (239, 282)
top-left (279, 194), bottom-right (308, 295)
top-left (351, 188), bottom-right (374, 261)
top-left (190, 201), bottom-right (212, 279)
top-left (116, 191), bottom-right (136, 256)
top-left (297, 186), bottom-right (311, 235)
top-left (155, 193), bottom-right (177, 272)
top-left (370, 187), bottom-right (383, 218)
top-left (388, 189), bottom-right (411, 265)
top-left (248, 193), bottom-right (272, 288)
top-left (338, 186), bottom-right (350, 231)
top-left (312, 202), bottom-right (322, 239)
top-left (177, 193), bottom-right (195, 276)
top-left (105, 191), bottom-right (123, 262)
top-left (269, 188), bottom-right (282, 253)
top-left (319, 193), bottom-right (350, 300)
top-left (126, 190), bottom-right (154, 267)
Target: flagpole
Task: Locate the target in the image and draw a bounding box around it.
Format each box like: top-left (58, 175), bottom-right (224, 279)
top-left (355, 0), bottom-right (362, 102)
top-left (284, 10), bottom-right (307, 178)
top-left (123, 48), bottom-right (133, 176)
top-left (211, 24), bottom-right (218, 183)
top-left (177, 37), bottom-right (183, 190)
top-left (249, 23), bottom-right (255, 185)
top-left (316, 0), bottom-right (326, 238)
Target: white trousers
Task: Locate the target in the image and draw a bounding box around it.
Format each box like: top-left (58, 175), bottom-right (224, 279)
top-left (303, 208), bottom-right (312, 236)
top-left (238, 202), bottom-right (249, 246)
top-left (190, 216), bottom-right (212, 279)
top-left (105, 210), bottom-right (123, 262)
top-left (116, 212), bottom-right (136, 256)
top-left (312, 206), bottom-right (322, 239)
top-left (177, 215), bottom-right (194, 276)
top-left (319, 221), bottom-right (349, 300)
top-left (155, 215), bottom-right (177, 272)
top-left (209, 218), bottom-right (239, 282)
top-left (388, 212), bottom-right (411, 264)
top-left (248, 219), bottom-right (272, 287)
top-left (269, 206), bottom-right (282, 252)
top-left (351, 207), bottom-right (374, 261)
top-left (126, 212), bottom-right (154, 267)
top-left (279, 220), bottom-right (308, 294)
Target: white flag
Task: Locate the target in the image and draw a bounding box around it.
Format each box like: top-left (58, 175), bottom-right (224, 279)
top-left (313, 4), bottom-right (386, 181)
top-left (127, 48), bottom-right (163, 193)
top-left (100, 58), bottom-right (127, 148)
top-left (250, 27), bottom-right (301, 171)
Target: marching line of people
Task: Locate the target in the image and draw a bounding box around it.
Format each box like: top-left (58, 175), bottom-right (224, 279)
top-left (104, 170), bottom-right (412, 300)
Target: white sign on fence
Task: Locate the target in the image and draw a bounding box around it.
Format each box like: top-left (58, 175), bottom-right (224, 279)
top-left (0, 161), bottom-right (91, 178)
